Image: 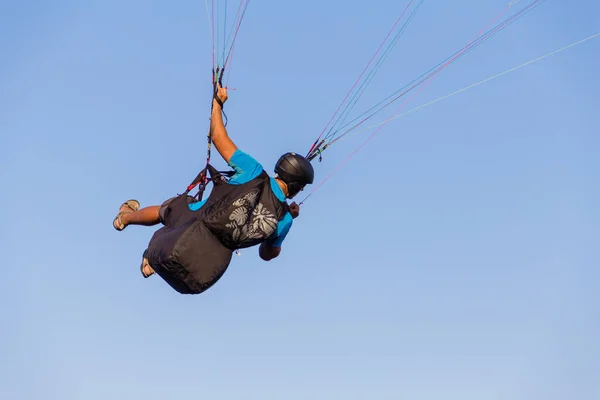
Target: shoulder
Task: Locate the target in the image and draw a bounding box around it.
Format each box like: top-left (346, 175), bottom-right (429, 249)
top-left (228, 149), bottom-right (263, 171)
top-left (227, 149), bottom-right (264, 184)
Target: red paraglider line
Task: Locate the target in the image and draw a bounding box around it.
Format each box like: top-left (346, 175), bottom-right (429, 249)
top-left (308, 0), bottom-right (416, 156)
top-left (327, 0), bottom-right (541, 147)
top-left (223, 0), bottom-right (250, 71)
top-left (225, 45), bottom-right (236, 87)
top-left (300, 3), bottom-right (514, 205)
top-left (224, 0), bottom-right (245, 85)
top-left (212, 0), bottom-right (216, 69)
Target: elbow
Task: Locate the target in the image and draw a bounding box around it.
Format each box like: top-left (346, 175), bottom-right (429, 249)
top-left (259, 243), bottom-right (281, 261)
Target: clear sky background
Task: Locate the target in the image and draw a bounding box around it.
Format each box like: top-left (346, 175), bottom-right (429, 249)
top-left (1, 1), bottom-right (599, 399)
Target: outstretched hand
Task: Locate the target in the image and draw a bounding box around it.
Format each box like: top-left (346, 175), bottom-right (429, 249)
top-left (289, 202), bottom-right (300, 219)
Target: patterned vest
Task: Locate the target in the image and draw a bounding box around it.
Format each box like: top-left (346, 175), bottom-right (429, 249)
top-left (200, 165), bottom-right (290, 250)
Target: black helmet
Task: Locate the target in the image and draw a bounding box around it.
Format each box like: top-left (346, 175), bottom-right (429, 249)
top-left (274, 152), bottom-right (314, 198)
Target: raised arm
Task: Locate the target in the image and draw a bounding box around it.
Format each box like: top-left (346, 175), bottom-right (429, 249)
top-left (210, 84), bottom-right (238, 163)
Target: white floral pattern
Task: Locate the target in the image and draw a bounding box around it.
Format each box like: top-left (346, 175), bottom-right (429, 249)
top-left (229, 207), bottom-right (248, 225)
top-left (226, 189), bottom-right (279, 244)
top-left (233, 189), bottom-right (259, 207)
top-left (251, 203), bottom-right (278, 233)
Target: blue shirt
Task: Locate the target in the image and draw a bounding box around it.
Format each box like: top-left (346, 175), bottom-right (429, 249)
top-left (189, 149), bottom-right (293, 247)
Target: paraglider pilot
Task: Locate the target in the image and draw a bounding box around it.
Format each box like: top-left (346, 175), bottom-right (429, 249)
top-left (112, 84), bottom-right (315, 294)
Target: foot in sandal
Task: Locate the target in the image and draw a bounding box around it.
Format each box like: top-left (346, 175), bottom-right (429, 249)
top-left (113, 200), bottom-right (140, 231)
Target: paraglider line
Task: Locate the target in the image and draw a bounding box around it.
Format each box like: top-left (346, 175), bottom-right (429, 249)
top-left (308, 0), bottom-right (417, 156)
top-left (221, 0), bottom-right (246, 68)
top-left (325, 0), bottom-right (425, 144)
top-left (212, 0), bottom-right (216, 69)
top-left (326, 0), bottom-right (543, 147)
top-left (301, 2), bottom-right (516, 204)
top-left (347, 31), bottom-right (600, 136)
top-left (223, 0), bottom-right (228, 61)
top-left (204, 0), bottom-right (214, 68)
top-left (223, 0), bottom-right (250, 71)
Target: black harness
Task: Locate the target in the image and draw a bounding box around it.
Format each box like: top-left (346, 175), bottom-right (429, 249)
top-left (187, 164), bottom-right (290, 250)
top-left (145, 164), bottom-right (289, 294)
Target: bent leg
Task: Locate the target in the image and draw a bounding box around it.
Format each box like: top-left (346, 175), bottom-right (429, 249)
top-left (113, 199), bottom-right (161, 231)
top-left (121, 206), bottom-right (160, 227)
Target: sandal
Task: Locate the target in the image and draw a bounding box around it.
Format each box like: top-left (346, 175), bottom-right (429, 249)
top-left (113, 199), bottom-right (140, 231)
top-left (140, 255), bottom-right (155, 278)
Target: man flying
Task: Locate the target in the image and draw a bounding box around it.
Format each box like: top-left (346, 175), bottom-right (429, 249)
top-left (112, 84), bottom-right (315, 294)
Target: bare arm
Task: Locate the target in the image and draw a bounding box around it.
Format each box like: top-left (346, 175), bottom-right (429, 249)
top-left (211, 85), bottom-right (238, 163)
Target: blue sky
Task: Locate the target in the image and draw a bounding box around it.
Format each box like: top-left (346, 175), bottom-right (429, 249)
top-left (1, 1), bottom-right (599, 399)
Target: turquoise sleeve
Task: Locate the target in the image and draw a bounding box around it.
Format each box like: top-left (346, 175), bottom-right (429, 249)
top-left (269, 212), bottom-right (293, 247)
